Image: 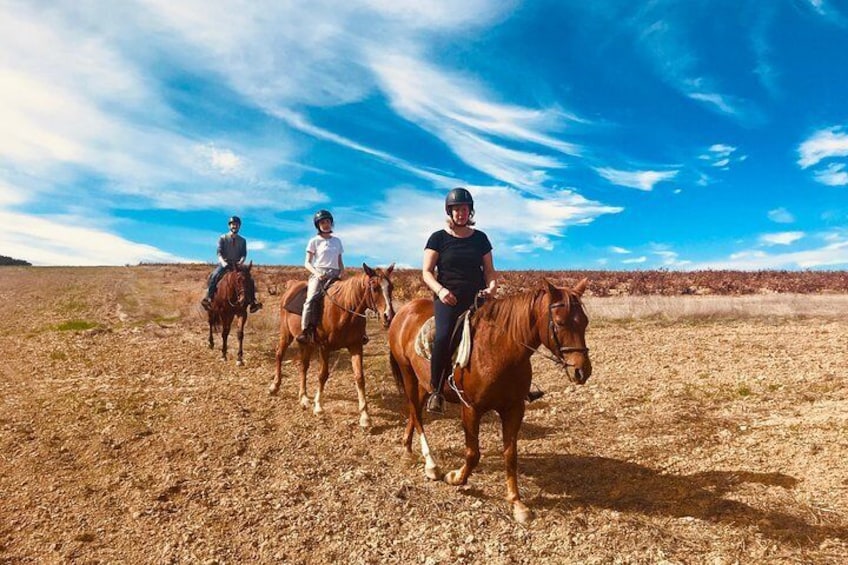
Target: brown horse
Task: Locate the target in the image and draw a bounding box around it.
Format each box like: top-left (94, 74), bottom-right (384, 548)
top-left (387, 279), bottom-right (591, 523)
top-left (207, 262), bottom-right (257, 366)
top-left (270, 263), bottom-right (395, 428)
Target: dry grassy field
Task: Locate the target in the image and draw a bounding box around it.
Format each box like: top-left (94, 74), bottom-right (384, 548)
top-left (1, 265), bottom-right (847, 564)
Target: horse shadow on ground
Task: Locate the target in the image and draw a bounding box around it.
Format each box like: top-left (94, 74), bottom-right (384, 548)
top-left (522, 453), bottom-right (847, 545)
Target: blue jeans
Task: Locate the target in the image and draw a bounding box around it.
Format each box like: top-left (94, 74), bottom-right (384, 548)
top-left (206, 265), bottom-right (227, 299)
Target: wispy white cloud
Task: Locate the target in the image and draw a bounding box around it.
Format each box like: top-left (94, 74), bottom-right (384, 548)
top-left (797, 126), bottom-right (848, 168)
top-left (768, 207), bottom-right (795, 223)
top-left (370, 52), bottom-right (583, 194)
top-left (813, 163), bottom-right (848, 186)
top-left (609, 246), bottom-right (631, 254)
top-left (622, 256), bottom-right (647, 264)
top-left (0, 210), bottom-right (191, 266)
top-left (759, 231), bottom-right (805, 246)
top-left (698, 143), bottom-right (746, 171)
top-left (635, 16), bottom-right (762, 123)
top-left (595, 167), bottom-right (678, 191)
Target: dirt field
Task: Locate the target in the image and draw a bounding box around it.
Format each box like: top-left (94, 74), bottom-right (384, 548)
top-left (1, 265), bottom-right (846, 564)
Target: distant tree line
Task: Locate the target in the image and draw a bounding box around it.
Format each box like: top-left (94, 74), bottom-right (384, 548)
top-left (0, 255), bottom-right (31, 266)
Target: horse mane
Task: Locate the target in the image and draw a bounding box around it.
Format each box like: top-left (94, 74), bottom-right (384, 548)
top-left (327, 272), bottom-right (367, 308)
top-left (475, 289), bottom-right (544, 346)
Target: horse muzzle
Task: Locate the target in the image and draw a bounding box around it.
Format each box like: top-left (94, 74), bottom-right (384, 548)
top-left (382, 309), bottom-right (394, 328)
top-left (562, 349), bottom-right (591, 384)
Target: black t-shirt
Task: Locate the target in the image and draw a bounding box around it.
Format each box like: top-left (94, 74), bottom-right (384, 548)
top-left (425, 229), bottom-right (493, 300)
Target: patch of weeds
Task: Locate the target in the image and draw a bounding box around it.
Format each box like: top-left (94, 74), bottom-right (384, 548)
top-left (50, 350), bottom-right (67, 361)
top-left (56, 319), bottom-right (99, 331)
top-left (736, 384), bottom-right (753, 398)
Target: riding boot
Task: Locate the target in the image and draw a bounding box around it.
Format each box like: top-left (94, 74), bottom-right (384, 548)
top-left (296, 325), bottom-right (313, 345)
top-left (249, 301), bottom-right (263, 313)
top-left (425, 391), bottom-right (445, 414)
top-left (426, 370), bottom-right (447, 414)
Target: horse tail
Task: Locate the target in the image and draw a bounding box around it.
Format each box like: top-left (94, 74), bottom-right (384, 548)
top-left (388, 350), bottom-right (406, 396)
top-left (209, 308), bottom-right (222, 331)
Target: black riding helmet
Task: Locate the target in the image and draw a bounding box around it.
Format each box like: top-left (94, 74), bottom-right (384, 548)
top-left (228, 215), bottom-right (241, 226)
top-left (313, 209), bottom-right (334, 230)
top-left (444, 187), bottom-right (474, 215)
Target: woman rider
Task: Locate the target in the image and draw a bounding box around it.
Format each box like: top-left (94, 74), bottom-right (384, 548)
top-left (422, 188), bottom-right (498, 414)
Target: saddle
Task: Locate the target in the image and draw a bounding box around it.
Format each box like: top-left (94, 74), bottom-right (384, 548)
top-left (282, 277), bottom-right (339, 316)
top-left (414, 311), bottom-right (472, 369)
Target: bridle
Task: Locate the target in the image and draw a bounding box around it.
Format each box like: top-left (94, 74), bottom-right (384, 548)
top-left (547, 297), bottom-right (590, 358)
top-left (323, 276), bottom-right (384, 319)
top-left (523, 293), bottom-right (589, 367)
top-left (226, 268), bottom-right (248, 308)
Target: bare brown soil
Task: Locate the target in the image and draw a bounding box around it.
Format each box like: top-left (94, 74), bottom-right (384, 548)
top-left (1, 265), bottom-right (846, 564)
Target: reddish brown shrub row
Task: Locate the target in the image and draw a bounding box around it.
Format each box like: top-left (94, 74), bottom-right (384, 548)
top-left (250, 265), bottom-right (848, 299)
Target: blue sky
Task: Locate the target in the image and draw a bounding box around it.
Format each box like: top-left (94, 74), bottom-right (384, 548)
top-left (2, 0), bottom-right (848, 270)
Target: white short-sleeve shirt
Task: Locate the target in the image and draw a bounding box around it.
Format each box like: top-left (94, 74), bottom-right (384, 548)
top-left (307, 235), bottom-right (344, 269)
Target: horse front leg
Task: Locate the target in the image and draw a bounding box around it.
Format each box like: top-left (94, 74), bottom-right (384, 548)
top-left (500, 403), bottom-right (531, 524)
top-left (235, 313), bottom-right (246, 366)
top-left (207, 318), bottom-right (214, 349)
top-left (220, 315), bottom-right (233, 361)
top-left (445, 405), bottom-right (481, 487)
top-left (297, 346), bottom-right (312, 409)
top-left (313, 347), bottom-right (330, 416)
top-left (348, 344), bottom-right (370, 428)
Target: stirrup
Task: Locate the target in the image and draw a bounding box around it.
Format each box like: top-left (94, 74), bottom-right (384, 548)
top-left (426, 392), bottom-right (445, 414)
top-left (249, 302), bottom-right (262, 313)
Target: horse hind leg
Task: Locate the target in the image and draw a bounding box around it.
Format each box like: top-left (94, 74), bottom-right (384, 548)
top-left (235, 316), bottom-right (246, 366)
top-left (270, 329), bottom-right (293, 395)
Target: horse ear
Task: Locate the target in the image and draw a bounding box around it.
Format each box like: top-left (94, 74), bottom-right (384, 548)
top-left (573, 277), bottom-right (588, 296)
top-left (362, 263), bottom-right (376, 277)
top-left (544, 278), bottom-right (558, 294)
top-left (247, 260), bottom-right (253, 272)
top-left (385, 262), bottom-right (395, 276)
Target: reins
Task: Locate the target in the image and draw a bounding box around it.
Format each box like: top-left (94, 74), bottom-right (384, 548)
top-left (322, 277), bottom-right (379, 319)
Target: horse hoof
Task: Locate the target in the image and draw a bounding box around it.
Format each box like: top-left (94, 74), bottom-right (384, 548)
top-left (268, 385), bottom-right (279, 396)
top-left (236, 360), bottom-right (244, 367)
top-left (444, 469), bottom-right (464, 486)
top-left (359, 413), bottom-right (372, 428)
top-left (299, 396), bottom-right (311, 409)
top-left (513, 501), bottom-right (533, 524)
top-left (313, 405), bottom-right (324, 416)
top-left (425, 465), bottom-right (442, 481)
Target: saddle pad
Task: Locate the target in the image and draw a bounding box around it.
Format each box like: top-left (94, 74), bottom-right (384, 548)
top-left (414, 314), bottom-right (472, 368)
top-left (283, 286), bottom-right (308, 315)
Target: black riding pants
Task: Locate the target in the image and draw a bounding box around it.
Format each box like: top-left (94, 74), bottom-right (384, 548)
top-left (430, 292), bottom-right (476, 391)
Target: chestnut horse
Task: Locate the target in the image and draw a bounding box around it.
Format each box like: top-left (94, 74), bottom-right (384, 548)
top-left (387, 279), bottom-right (592, 523)
top-left (207, 262), bottom-right (257, 366)
top-left (270, 264), bottom-right (395, 428)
